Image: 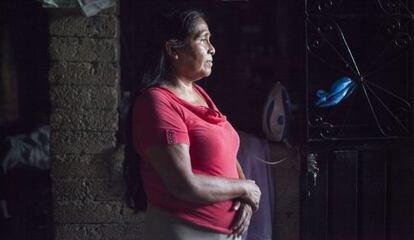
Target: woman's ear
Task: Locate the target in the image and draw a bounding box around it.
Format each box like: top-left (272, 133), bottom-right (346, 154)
top-left (165, 41), bottom-right (179, 60)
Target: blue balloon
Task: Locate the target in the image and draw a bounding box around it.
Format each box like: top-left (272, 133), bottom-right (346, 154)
top-left (315, 76), bottom-right (357, 107)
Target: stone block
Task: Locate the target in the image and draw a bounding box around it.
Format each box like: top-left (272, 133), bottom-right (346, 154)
top-left (55, 223), bottom-right (144, 240)
top-left (54, 200), bottom-right (122, 223)
top-left (49, 15), bottom-right (119, 38)
top-left (50, 86), bottom-right (118, 110)
top-left (50, 144), bottom-right (123, 177)
top-left (49, 37), bottom-right (119, 62)
top-left (55, 224), bottom-right (94, 240)
top-left (53, 179), bottom-right (124, 201)
top-left (99, 224), bottom-right (144, 240)
top-left (50, 130), bottom-right (116, 154)
top-left (50, 108), bottom-right (118, 131)
top-left (49, 62), bottom-right (119, 86)
top-left (50, 154), bottom-right (110, 179)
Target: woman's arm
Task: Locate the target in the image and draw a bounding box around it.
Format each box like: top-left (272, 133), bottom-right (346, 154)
top-left (144, 143), bottom-right (261, 209)
top-left (236, 160), bottom-right (246, 179)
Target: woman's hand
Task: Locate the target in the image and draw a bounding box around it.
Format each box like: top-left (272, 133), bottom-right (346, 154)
top-left (242, 180), bottom-right (261, 211)
top-left (231, 200), bottom-right (253, 236)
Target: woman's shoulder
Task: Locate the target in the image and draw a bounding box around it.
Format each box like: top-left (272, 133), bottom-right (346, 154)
top-left (138, 87), bottom-right (170, 101)
top-left (135, 87), bottom-right (178, 109)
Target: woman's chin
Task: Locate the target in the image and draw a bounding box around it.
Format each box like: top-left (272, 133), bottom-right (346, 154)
top-left (198, 70), bottom-right (212, 79)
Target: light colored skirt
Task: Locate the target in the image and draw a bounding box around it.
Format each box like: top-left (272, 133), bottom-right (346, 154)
top-left (143, 204), bottom-right (241, 240)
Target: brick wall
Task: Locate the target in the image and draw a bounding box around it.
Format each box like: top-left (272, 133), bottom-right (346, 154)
top-left (47, 3), bottom-right (145, 239)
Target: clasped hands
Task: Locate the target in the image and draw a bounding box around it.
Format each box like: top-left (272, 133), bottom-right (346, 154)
top-left (231, 179), bottom-right (261, 236)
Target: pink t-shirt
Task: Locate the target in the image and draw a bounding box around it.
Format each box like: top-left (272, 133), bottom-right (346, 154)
top-left (132, 84), bottom-right (240, 234)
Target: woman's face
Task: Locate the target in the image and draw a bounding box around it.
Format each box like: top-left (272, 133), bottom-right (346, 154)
top-left (174, 18), bottom-right (215, 81)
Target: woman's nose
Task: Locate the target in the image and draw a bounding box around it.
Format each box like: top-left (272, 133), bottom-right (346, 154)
top-left (208, 42), bottom-right (215, 56)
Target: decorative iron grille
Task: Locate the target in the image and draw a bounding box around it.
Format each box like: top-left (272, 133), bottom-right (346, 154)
top-left (305, 0), bottom-right (414, 141)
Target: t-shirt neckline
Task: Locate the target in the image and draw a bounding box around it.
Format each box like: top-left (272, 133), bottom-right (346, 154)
top-left (156, 84), bottom-right (215, 111)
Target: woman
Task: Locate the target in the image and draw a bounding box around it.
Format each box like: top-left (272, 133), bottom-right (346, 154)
top-left (129, 9), bottom-right (261, 240)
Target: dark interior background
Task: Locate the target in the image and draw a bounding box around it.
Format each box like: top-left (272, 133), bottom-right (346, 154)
top-left (0, 1), bottom-right (52, 240)
top-left (0, 1), bottom-right (50, 136)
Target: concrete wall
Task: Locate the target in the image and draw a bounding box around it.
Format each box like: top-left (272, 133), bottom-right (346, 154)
top-left (48, 3), bottom-right (145, 239)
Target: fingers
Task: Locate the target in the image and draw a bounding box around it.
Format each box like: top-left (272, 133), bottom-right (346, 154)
top-left (233, 212), bottom-right (251, 235)
top-left (246, 185), bottom-right (261, 211)
top-left (231, 207), bottom-right (245, 230)
top-left (232, 203), bottom-right (252, 235)
top-left (232, 200), bottom-right (241, 211)
top-left (241, 179), bottom-right (261, 212)
top-left (250, 182), bottom-right (261, 211)
top-left (248, 200), bottom-right (258, 212)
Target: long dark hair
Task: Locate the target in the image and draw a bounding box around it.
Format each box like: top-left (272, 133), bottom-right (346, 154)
top-left (123, 9), bottom-right (207, 212)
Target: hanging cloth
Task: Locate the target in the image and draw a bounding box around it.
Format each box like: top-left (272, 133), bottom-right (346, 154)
top-left (237, 131), bottom-right (275, 240)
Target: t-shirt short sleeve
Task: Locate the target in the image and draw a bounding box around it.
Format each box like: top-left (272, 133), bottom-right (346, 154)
top-left (132, 89), bottom-right (189, 152)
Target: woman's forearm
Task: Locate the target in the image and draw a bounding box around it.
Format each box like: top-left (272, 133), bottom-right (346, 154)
top-left (145, 144), bottom-right (260, 207)
top-left (174, 173), bottom-right (249, 204)
top-left (172, 161), bottom-right (252, 204)
top-left (164, 165), bottom-right (260, 208)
